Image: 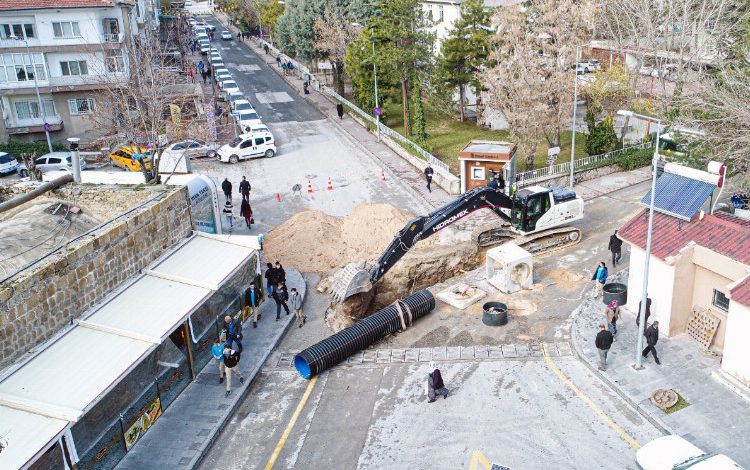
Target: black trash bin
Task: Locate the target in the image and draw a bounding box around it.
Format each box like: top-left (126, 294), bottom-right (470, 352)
top-left (603, 283), bottom-right (627, 306)
top-left (482, 302), bottom-right (508, 326)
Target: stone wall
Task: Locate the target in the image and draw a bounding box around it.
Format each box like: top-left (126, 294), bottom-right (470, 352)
top-left (0, 186), bottom-right (194, 373)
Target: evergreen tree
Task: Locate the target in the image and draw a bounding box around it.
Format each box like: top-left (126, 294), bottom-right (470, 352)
top-left (411, 81), bottom-right (426, 142)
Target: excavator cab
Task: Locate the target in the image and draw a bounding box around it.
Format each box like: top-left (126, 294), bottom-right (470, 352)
top-left (511, 190), bottom-right (552, 232)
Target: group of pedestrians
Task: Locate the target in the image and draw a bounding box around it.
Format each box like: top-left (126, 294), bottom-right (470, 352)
top-left (237, 31), bottom-right (250, 40)
top-left (221, 176), bottom-right (254, 232)
top-left (196, 60), bottom-right (212, 85)
top-left (263, 261), bottom-right (305, 327)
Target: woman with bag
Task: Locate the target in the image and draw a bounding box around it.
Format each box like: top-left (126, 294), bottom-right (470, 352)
top-left (240, 199), bottom-right (253, 229)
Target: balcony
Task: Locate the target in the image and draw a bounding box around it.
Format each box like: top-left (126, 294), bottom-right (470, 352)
top-left (4, 115), bottom-right (63, 135)
top-left (103, 32), bottom-right (122, 43)
top-left (0, 38), bottom-right (41, 49)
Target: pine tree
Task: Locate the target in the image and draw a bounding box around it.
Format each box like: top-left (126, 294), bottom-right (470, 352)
top-left (411, 81), bottom-right (426, 142)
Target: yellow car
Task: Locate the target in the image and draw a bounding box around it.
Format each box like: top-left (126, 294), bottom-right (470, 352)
top-left (110, 145), bottom-right (153, 172)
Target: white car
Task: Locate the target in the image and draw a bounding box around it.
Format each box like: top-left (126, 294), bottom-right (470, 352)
top-left (221, 30), bottom-right (233, 40)
top-left (210, 57), bottom-right (224, 68)
top-left (17, 152), bottom-right (87, 178)
top-left (215, 70), bottom-right (232, 84)
top-left (0, 151), bottom-right (19, 175)
top-left (235, 110), bottom-right (262, 128)
top-left (161, 140), bottom-right (219, 160)
top-left (239, 124), bottom-right (270, 135)
top-left (573, 61), bottom-right (597, 74)
top-left (636, 435), bottom-right (744, 470)
top-left (218, 134), bottom-right (276, 163)
top-left (227, 91), bottom-right (245, 108)
top-left (232, 98), bottom-right (254, 113)
top-left (210, 51), bottom-right (222, 60)
top-left (580, 58), bottom-right (601, 71)
top-left (221, 80), bottom-right (240, 95)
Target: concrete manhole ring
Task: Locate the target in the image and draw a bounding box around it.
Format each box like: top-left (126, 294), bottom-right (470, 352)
top-left (650, 388), bottom-right (679, 410)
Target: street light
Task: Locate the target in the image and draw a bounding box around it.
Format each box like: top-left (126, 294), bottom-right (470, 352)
top-left (568, 44), bottom-right (585, 189)
top-left (10, 34), bottom-right (53, 153)
top-left (617, 109), bottom-right (662, 370)
top-left (352, 22), bottom-right (381, 142)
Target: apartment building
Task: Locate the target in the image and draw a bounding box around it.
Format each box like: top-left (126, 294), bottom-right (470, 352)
top-left (0, 0), bottom-right (156, 144)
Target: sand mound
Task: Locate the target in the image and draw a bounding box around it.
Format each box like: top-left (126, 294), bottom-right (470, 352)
top-left (263, 203), bottom-right (413, 274)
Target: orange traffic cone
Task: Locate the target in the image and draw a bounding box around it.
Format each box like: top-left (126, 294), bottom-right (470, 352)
top-left (307, 180), bottom-right (313, 193)
top-left (381, 170), bottom-right (386, 181)
top-left (327, 177), bottom-right (333, 190)
top-left (276, 193), bottom-right (281, 202)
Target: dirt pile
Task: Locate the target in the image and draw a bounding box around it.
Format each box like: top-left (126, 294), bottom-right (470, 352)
top-left (263, 203), bottom-right (412, 274)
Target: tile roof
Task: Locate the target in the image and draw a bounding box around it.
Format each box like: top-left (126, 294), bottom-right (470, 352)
top-left (619, 210), bottom-right (750, 265)
top-left (0, 0), bottom-right (116, 10)
top-left (730, 276), bottom-right (750, 307)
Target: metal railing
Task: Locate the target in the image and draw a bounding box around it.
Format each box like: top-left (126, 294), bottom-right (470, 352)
top-left (516, 141), bottom-right (653, 186)
top-left (103, 33), bottom-right (122, 42)
top-left (321, 86), bottom-right (451, 174)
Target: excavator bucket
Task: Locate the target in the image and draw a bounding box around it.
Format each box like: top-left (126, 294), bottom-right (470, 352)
top-left (330, 262), bottom-right (373, 303)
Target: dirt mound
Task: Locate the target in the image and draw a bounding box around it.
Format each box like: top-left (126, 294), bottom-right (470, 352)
top-left (263, 203), bottom-right (412, 274)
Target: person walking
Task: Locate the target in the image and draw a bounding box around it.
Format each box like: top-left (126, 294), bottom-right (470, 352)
top-left (590, 261), bottom-right (608, 297)
top-left (287, 61), bottom-right (294, 76)
top-left (336, 103), bottom-right (344, 119)
top-left (221, 177), bottom-right (232, 202)
top-left (642, 321), bottom-right (661, 365)
top-left (240, 199), bottom-right (253, 229)
top-left (243, 284), bottom-right (261, 327)
top-left (201, 69), bottom-right (208, 84)
top-left (595, 324), bottom-right (614, 371)
top-left (222, 199), bottom-right (233, 230)
top-left (290, 287), bottom-right (305, 327)
top-left (222, 315), bottom-right (243, 352)
top-left (197, 60), bottom-right (204, 74)
top-left (223, 346), bottom-right (244, 397)
top-left (281, 61), bottom-right (287, 75)
top-left (239, 176), bottom-right (251, 202)
top-left (276, 55), bottom-right (282, 67)
top-left (187, 67), bottom-right (194, 82)
top-left (212, 339), bottom-right (225, 384)
top-left (608, 230), bottom-right (623, 267)
top-left (274, 261), bottom-right (286, 285)
top-left (264, 262), bottom-right (277, 296)
top-left (272, 281), bottom-right (290, 320)
top-left (427, 364), bottom-right (448, 402)
top-left (605, 300), bottom-right (621, 338)
top-left (424, 163), bottom-right (434, 193)
top-left (637, 297), bottom-right (652, 327)
top-left (206, 67), bottom-right (213, 84)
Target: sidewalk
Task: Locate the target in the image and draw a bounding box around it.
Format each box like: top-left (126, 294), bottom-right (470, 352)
top-left (571, 272), bottom-right (750, 466)
top-left (115, 269), bottom-right (305, 470)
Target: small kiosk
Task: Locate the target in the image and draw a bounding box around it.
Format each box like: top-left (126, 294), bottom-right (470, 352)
top-left (459, 140), bottom-right (518, 193)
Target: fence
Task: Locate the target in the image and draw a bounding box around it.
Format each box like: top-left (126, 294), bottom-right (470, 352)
top-left (321, 87), bottom-right (451, 174)
top-left (516, 141), bottom-right (653, 187)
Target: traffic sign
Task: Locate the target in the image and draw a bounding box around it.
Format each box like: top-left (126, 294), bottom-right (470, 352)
top-left (373, 107), bottom-right (382, 117)
top-left (43, 122), bottom-right (50, 132)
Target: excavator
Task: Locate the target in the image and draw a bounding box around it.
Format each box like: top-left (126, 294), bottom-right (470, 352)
top-left (330, 184), bottom-right (584, 302)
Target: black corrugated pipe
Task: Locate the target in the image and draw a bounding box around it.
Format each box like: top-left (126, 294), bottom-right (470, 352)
top-left (294, 290), bottom-right (435, 379)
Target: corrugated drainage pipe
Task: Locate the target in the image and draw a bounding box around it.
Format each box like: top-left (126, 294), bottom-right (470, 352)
top-left (294, 290), bottom-right (435, 379)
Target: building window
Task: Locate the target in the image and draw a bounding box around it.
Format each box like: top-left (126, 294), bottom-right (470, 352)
top-left (1, 23), bottom-right (35, 40)
top-left (471, 166), bottom-right (485, 180)
top-left (712, 289), bottom-right (730, 312)
top-left (105, 49), bottom-right (125, 73)
top-left (60, 60), bottom-right (88, 76)
top-left (437, 5), bottom-right (444, 23)
top-left (52, 21), bottom-right (81, 38)
top-left (68, 98), bottom-right (95, 115)
top-left (0, 53), bottom-right (47, 83)
top-left (14, 99), bottom-right (56, 120)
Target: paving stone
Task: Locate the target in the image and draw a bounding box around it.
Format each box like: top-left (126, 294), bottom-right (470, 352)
top-left (347, 352), bottom-right (364, 364)
top-left (188, 442), bottom-right (202, 451)
top-left (431, 347), bottom-right (447, 361)
top-left (488, 346), bottom-right (503, 359)
top-left (515, 343), bottom-right (530, 357)
top-left (460, 346), bottom-right (475, 360)
top-left (404, 348), bottom-right (419, 362)
top-left (376, 349), bottom-right (392, 364)
top-left (390, 349), bottom-right (405, 363)
top-left (362, 350), bottom-right (377, 363)
top-left (502, 344), bottom-right (518, 358)
top-left (474, 345), bottom-right (488, 359)
top-left (446, 346), bottom-right (461, 360)
top-left (178, 457), bottom-right (192, 466)
top-left (418, 348), bottom-right (433, 362)
top-left (197, 428), bottom-right (211, 437)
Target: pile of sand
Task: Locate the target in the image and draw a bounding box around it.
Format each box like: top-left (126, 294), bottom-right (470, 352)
top-left (263, 203), bottom-right (413, 274)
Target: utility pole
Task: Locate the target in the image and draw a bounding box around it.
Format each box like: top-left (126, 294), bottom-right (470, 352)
top-left (13, 35), bottom-right (53, 153)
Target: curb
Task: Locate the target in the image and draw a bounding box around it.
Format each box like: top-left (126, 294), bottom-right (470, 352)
top-left (568, 296), bottom-right (673, 436)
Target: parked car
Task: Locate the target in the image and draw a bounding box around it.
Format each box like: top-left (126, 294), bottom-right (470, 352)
top-left (636, 435), bottom-right (744, 470)
top-left (227, 91), bottom-right (245, 109)
top-left (221, 30), bottom-right (233, 40)
top-left (215, 69), bottom-right (232, 85)
top-left (580, 58), bottom-right (601, 71)
top-left (220, 79), bottom-right (240, 95)
top-left (573, 60), bottom-right (597, 73)
top-left (232, 98), bottom-right (254, 113)
top-left (160, 140), bottom-right (219, 160)
top-left (17, 152), bottom-right (87, 177)
top-left (109, 145), bottom-right (153, 172)
top-left (188, 18), bottom-right (197, 26)
top-left (0, 152), bottom-right (19, 175)
top-left (235, 110), bottom-right (262, 129)
top-left (210, 51), bottom-right (222, 60)
top-left (210, 57), bottom-right (224, 69)
top-left (217, 133), bottom-right (276, 163)
top-left (205, 24), bottom-right (216, 32)
top-left (239, 123), bottom-right (271, 135)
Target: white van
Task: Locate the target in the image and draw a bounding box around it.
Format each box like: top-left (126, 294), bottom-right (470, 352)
top-left (218, 133), bottom-right (276, 163)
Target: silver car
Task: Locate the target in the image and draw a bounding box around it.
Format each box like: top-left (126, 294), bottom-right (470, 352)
top-left (17, 152), bottom-right (87, 178)
top-left (160, 140), bottom-right (219, 160)
top-left (0, 152), bottom-right (19, 175)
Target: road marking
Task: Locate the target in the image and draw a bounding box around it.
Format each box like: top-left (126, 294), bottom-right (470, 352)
top-left (468, 450), bottom-right (492, 470)
top-left (541, 343), bottom-right (640, 450)
top-left (264, 376), bottom-right (318, 470)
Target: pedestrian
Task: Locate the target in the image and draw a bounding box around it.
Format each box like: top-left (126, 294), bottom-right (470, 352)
top-left (197, 60), bottom-right (204, 73)
top-left (209, 30), bottom-right (214, 40)
top-left (240, 199), bottom-right (253, 229)
top-left (221, 177), bottom-right (232, 202)
top-left (290, 287), bottom-right (305, 327)
top-left (642, 321), bottom-right (661, 365)
top-left (424, 163), bottom-right (434, 193)
top-left (201, 70), bottom-right (208, 84)
top-left (274, 261), bottom-right (286, 285)
top-left (303, 81), bottom-right (310, 94)
top-left (237, 31), bottom-right (241, 40)
top-left (276, 55), bottom-right (282, 67)
top-left (605, 300), bottom-right (621, 337)
top-left (187, 67), bottom-right (194, 82)
top-left (637, 297), bottom-right (652, 327)
top-left (223, 199), bottom-right (233, 229)
top-left (243, 283), bottom-right (261, 327)
top-left (595, 324), bottom-right (614, 371)
top-left (590, 261), bottom-right (608, 297)
top-left (239, 175), bottom-right (251, 201)
top-left (212, 339), bottom-right (225, 384)
top-left (222, 315), bottom-right (243, 352)
top-left (264, 262), bottom-right (277, 295)
top-left (336, 103), bottom-right (344, 119)
top-left (427, 363), bottom-right (448, 402)
top-left (287, 61), bottom-right (294, 76)
top-left (281, 61), bottom-right (287, 75)
top-left (264, 44), bottom-right (270, 55)
top-left (190, 41), bottom-right (196, 53)
top-left (222, 346), bottom-right (244, 397)
top-left (206, 67), bottom-right (212, 84)
top-left (608, 230), bottom-right (623, 267)
top-left (272, 281), bottom-right (290, 320)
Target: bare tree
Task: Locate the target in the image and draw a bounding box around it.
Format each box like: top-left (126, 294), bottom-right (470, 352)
top-left (313, 6), bottom-right (359, 95)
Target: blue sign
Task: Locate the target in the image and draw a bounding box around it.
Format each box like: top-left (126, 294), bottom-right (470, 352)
top-left (43, 122), bottom-right (50, 132)
top-left (373, 107), bottom-right (382, 116)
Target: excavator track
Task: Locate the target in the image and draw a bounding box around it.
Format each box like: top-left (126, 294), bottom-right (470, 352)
top-left (471, 222), bottom-right (582, 255)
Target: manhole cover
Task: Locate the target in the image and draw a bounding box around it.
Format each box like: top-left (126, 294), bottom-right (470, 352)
top-left (650, 388), bottom-right (679, 410)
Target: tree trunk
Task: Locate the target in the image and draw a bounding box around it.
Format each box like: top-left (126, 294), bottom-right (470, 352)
top-left (475, 86), bottom-right (482, 124)
top-left (333, 60), bottom-right (345, 95)
top-left (458, 85), bottom-right (465, 122)
top-left (525, 141), bottom-right (538, 171)
top-left (401, 79), bottom-right (409, 136)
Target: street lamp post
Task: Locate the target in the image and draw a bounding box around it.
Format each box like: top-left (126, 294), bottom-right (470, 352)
top-left (12, 35), bottom-right (53, 153)
top-left (569, 44), bottom-right (582, 189)
top-left (618, 110), bottom-right (662, 370)
top-left (352, 22), bottom-right (380, 142)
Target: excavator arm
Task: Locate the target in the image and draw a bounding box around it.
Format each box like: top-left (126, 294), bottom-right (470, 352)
top-left (368, 186), bottom-right (515, 283)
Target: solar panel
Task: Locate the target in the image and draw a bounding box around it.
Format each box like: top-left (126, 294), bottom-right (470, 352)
top-left (640, 172), bottom-right (716, 221)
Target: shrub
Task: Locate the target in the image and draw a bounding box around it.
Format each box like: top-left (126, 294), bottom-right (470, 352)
top-left (0, 141), bottom-right (66, 156)
top-left (617, 147), bottom-right (653, 171)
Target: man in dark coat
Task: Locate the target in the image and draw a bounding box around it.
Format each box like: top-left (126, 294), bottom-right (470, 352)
top-left (264, 262), bottom-right (277, 295)
top-left (608, 230), bottom-right (623, 267)
top-left (427, 364), bottom-right (448, 402)
top-left (637, 297), bottom-right (652, 327)
top-left (424, 163), bottom-right (434, 193)
top-left (272, 281), bottom-right (290, 320)
top-left (222, 315), bottom-right (242, 352)
top-left (642, 321), bottom-right (661, 364)
top-left (336, 103), bottom-right (344, 119)
top-left (239, 175), bottom-right (251, 202)
top-left (595, 324), bottom-right (614, 371)
top-left (221, 177), bottom-right (232, 202)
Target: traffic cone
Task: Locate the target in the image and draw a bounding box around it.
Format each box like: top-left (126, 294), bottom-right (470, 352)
top-left (276, 193), bottom-right (281, 202)
top-left (327, 177), bottom-right (333, 190)
top-left (381, 170), bottom-right (386, 181)
top-left (307, 180), bottom-right (313, 193)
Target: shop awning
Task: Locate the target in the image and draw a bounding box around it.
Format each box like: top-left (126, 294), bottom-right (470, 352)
top-left (0, 406), bottom-right (69, 470)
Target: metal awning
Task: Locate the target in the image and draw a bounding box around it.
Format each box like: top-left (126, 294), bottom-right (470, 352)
top-left (0, 406), bottom-right (69, 470)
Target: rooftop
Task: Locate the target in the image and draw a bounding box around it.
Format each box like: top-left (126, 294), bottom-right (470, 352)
top-left (459, 140), bottom-right (516, 159)
top-left (0, 0), bottom-right (121, 10)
